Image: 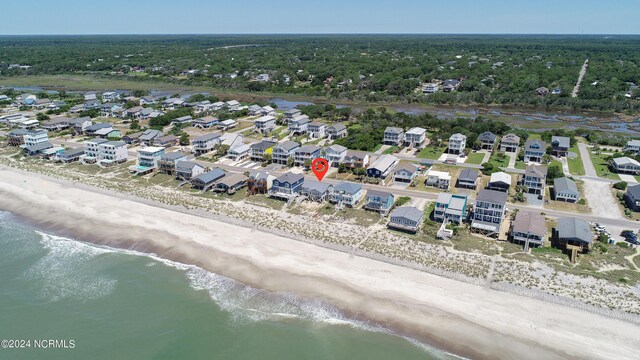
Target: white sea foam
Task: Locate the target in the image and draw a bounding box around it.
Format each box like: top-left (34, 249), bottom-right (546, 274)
top-left (18, 230), bottom-right (454, 358)
top-left (23, 232), bottom-right (118, 302)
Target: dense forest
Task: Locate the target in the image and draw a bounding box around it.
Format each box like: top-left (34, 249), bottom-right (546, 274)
top-left (1, 35), bottom-right (639, 111)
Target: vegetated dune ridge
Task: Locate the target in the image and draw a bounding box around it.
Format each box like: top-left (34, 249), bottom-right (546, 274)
top-left (0, 166), bottom-right (638, 360)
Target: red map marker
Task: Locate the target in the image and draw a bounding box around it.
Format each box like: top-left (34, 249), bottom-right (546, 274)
top-left (311, 158), bottom-right (329, 181)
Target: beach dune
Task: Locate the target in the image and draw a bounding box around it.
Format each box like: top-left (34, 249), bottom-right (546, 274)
top-left (1, 166), bottom-right (639, 360)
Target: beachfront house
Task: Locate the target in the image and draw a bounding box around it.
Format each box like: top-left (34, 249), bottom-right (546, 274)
top-left (134, 146), bottom-right (165, 173)
top-left (227, 144), bottom-right (251, 162)
top-left (554, 218), bottom-right (593, 253)
top-left (611, 157), bottom-right (640, 175)
top-left (425, 169), bottom-right (451, 190)
top-left (394, 163), bottom-right (419, 183)
top-left (272, 141), bottom-right (300, 165)
top-left (248, 170), bottom-right (274, 194)
top-left (510, 211), bottom-right (547, 250)
top-left (553, 177), bottom-right (580, 202)
top-left (625, 184), bottom-right (640, 211)
top-left (158, 152), bottom-right (188, 175)
top-left (364, 190), bottom-right (395, 215)
top-left (250, 140), bottom-right (277, 162)
top-left (308, 122), bottom-right (327, 139)
top-left (192, 116), bottom-right (219, 129)
top-left (551, 136), bottom-right (570, 157)
top-left (57, 148), bottom-right (85, 163)
top-left (500, 134), bottom-right (521, 153)
top-left (82, 138), bottom-right (108, 163)
top-left (294, 145), bottom-right (321, 167)
top-left (434, 193), bottom-right (468, 224)
top-left (214, 173), bottom-right (248, 194)
top-left (383, 127), bottom-right (404, 146)
top-left (329, 181), bottom-right (363, 207)
top-left (22, 129), bottom-right (53, 156)
top-left (192, 133), bottom-right (222, 155)
top-left (388, 206), bottom-right (424, 233)
top-left (344, 150), bottom-right (370, 169)
top-left (367, 154), bottom-right (398, 178)
top-left (175, 161), bottom-right (206, 180)
top-left (7, 129), bottom-right (28, 146)
top-left (524, 139), bottom-right (547, 163)
top-left (447, 133), bottom-right (467, 154)
top-left (41, 117), bottom-right (71, 131)
top-left (98, 141), bottom-right (128, 166)
top-left (478, 131), bottom-right (497, 150)
top-left (471, 189), bottom-right (508, 237)
top-left (269, 172), bottom-right (305, 200)
top-left (488, 172), bottom-right (512, 192)
top-left (191, 169), bottom-right (226, 191)
top-left (404, 127), bottom-right (427, 148)
top-left (326, 123), bottom-right (347, 140)
top-left (325, 145), bottom-right (348, 167)
top-left (457, 168), bottom-right (479, 189)
top-left (153, 135), bottom-right (178, 148)
top-left (523, 164), bottom-right (547, 195)
top-left (288, 115), bottom-right (311, 135)
top-left (254, 116), bottom-right (276, 133)
top-left (300, 180), bottom-right (333, 202)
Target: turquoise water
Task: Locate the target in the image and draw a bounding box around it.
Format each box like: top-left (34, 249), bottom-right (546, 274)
top-left (0, 212), bottom-right (456, 360)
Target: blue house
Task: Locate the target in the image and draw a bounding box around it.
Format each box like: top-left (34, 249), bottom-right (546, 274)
top-left (269, 172), bottom-right (305, 200)
top-left (364, 190), bottom-right (395, 215)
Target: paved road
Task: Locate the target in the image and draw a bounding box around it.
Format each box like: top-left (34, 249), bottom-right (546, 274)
top-left (46, 138), bottom-right (640, 229)
top-left (572, 59), bottom-right (589, 98)
top-left (577, 142), bottom-right (597, 177)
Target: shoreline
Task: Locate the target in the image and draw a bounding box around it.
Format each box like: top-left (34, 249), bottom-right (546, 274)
top-left (1, 166), bottom-right (640, 359)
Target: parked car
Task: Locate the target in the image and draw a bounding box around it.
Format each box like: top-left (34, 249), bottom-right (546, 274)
top-left (621, 230), bottom-right (638, 241)
top-left (625, 238), bottom-right (640, 246)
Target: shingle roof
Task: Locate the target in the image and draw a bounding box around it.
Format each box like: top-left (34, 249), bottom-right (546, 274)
top-left (501, 133), bottom-right (520, 144)
top-left (366, 190), bottom-right (394, 201)
top-left (554, 177), bottom-right (578, 195)
top-left (512, 211), bottom-right (546, 237)
top-left (525, 139), bottom-right (547, 151)
top-left (476, 189), bottom-right (508, 204)
top-left (525, 164), bottom-right (548, 177)
top-left (276, 141), bottom-right (300, 152)
top-left (275, 172), bottom-right (304, 184)
top-left (161, 152), bottom-right (187, 161)
top-left (333, 181), bottom-right (362, 195)
top-left (296, 145), bottom-right (321, 153)
top-left (217, 173), bottom-right (248, 187)
top-left (478, 131), bottom-right (496, 142)
top-left (327, 144), bottom-right (347, 153)
top-left (301, 179), bottom-right (332, 194)
top-left (250, 140), bottom-right (277, 151)
top-left (551, 136), bottom-right (570, 148)
top-left (627, 184), bottom-right (640, 199)
top-left (193, 169), bottom-right (225, 184)
top-left (390, 206), bottom-right (423, 223)
top-left (557, 218), bottom-right (593, 244)
top-left (395, 163), bottom-right (418, 174)
top-left (459, 168), bottom-right (479, 182)
top-left (384, 127), bottom-right (403, 134)
top-left (176, 161), bottom-right (203, 172)
top-left (327, 123), bottom-right (346, 132)
top-left (193, 132), bottom-right (222, 142)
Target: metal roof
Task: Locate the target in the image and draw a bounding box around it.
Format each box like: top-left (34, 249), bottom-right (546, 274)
top-left (390, 206), bottom-right (423, 223)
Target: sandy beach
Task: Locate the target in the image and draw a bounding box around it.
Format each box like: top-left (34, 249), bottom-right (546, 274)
top-left (1, 166), bottom-right (639, 359)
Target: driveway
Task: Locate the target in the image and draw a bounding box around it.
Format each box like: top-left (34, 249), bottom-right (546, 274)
top-left (618, 174), bottom-right (638, 184)
top-left (577, 143), bottom-right (597, 177)
top-left (581, 178), bottom-right (622, 219)
top-left (558, 157), bottom-right (570, 176)
top-left (506, 152), bottom-right (516, 169)
top-left (525, 193), bottom-right (544, 208)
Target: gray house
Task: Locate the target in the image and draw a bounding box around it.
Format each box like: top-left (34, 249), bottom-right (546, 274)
top-left (388, 206), bottom-right (424, 233)
top-left (176, 161), bottom-right (206, 180)
top-left (551, 136), bottom-right (570, 157)
top-left (553, 177), bottom-right (579, 202)
top-left (555, 218), bottom-right (593, 253)
top-left (625, 184), bottom-right (640, 211)
top-left (192, 169), bottom-right (226, 190)
top-left (478, 131), bottom-right (497, 150)
top-left (457, 168), bottom-right (479, 189)
top-left (510, 211), bottom-right (546, 250)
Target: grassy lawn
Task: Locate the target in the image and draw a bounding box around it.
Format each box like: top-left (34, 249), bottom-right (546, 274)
top-left (549, 158), bottom-right (563, 169)
top-left (383, 146), bottom-right (400, 155)
top-left (486, 153), bottom-right (510, 168)
top-left (514, 161), bottom-right (527, 170)
top-left (417, 146), bottom-right (445, 160)
top-left (527, 133), bottom-right (542, 140)
top-left (466, 152), bottom-right (485, 165)
top-left (589, 151), bottom-right (620, 180)
top-left (567, 144), bottom-right (585, 175)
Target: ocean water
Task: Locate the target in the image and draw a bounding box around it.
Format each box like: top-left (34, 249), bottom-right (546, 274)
top-left (0, 212), bottom-right (457, 360)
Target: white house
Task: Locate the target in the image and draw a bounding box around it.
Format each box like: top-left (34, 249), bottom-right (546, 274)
top-left (448, 133), bottom-right (467, 154)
